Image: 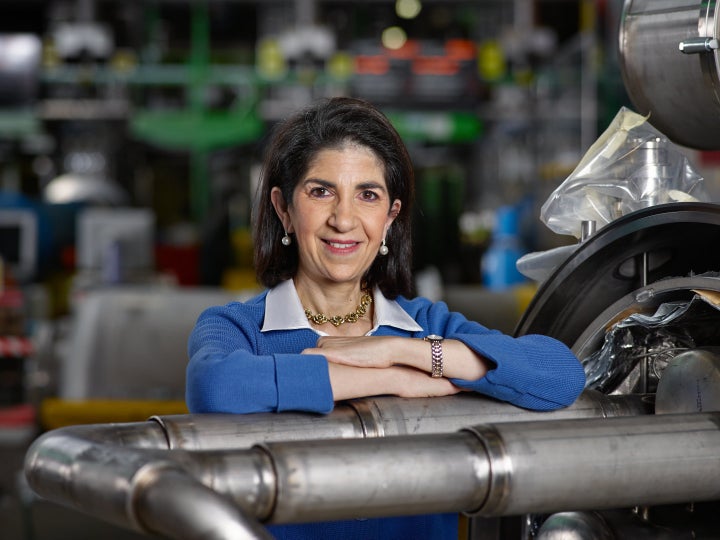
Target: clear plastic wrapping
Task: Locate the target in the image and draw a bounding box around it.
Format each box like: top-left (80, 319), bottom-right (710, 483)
top-left (518, 107), bottom-right (710, 282)
top-left (540, 107), bottom-right (708, 239)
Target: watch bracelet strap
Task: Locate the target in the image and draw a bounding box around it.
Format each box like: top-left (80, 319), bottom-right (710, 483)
top-left (428, 339), bottom-right (443, 378)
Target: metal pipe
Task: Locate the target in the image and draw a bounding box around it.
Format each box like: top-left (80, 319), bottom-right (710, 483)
top-left (23, 427), bottom-right (171, 530)
top-left (467, 413), bottom-right (720, 516)
top-left (23, 392), bottom-right (658, 538)
top-left (132, 464), bottom-right (275, 540)
top-left (242, 413), bottom-right (720, 523)
top-left (580, 220), bottom-right (596, 242)
top-left (26, 412), bottom-right (720, 536)
top-left (152, 391), bottom-right (654, 451)
top-left (263, 433), bottom-right (491, 523)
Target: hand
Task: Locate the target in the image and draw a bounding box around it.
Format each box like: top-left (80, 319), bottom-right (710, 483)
top-left (391, 366), bottom-right (463, 398)
top-left (326, 362), bottom-right (462, 401)
top-left (303, 335), bottom-right (402, 369)
top-left (307, 335), bottom-right (490, 381)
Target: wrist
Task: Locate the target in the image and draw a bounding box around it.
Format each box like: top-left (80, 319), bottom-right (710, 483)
top-left (423, 335), bottom-right (445, 378)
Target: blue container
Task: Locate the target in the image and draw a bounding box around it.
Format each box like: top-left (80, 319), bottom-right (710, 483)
top-left (481, 205), bottom-right (527, 290)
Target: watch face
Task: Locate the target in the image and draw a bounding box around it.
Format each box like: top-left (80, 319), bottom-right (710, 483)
top-left (426, 334), bottom-right (443, 340)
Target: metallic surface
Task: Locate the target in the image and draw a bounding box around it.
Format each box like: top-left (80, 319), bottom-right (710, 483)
top-left (536, 511), bottom-right (615, 540)
top-left (620, 0), bottom-right (720, 149)
top-left (467, 413), bottom-right (720, 516)
top-left (537, 508), bottom-right (702, 540)
top-left (580, 220), bottom-right (596, 243)
top-left (132, 464), bottom-right (275, 540)
top-left (25, 409), bottom-right (720, 538)
top-left (655, 348), bottom-right (720, 413)
top-left (515, 203), bottom-right (720, 349)
top-left (264, 433), bottom-right (490, 522)
top-left (570, 276), bottom-right (720, 363)
top-left (23, 423), bottom-right (169, 530)
top-left (152, 391), bottom-right (654, 451)
top-left (24, 392), bottom-right (649, 537)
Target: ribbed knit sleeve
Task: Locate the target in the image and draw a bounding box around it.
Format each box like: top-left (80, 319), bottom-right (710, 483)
top-left (395, 297), bottom-right (586, 411)
top-left (186, 299), bottom-right (334, 414)
top-left (449, 333), bottom-right (586, 410)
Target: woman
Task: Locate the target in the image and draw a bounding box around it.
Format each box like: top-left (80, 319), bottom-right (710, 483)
top-left (186, 96), bottom-right (586, 539)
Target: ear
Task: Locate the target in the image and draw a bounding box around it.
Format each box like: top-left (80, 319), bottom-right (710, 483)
top-left (385, 199), bottom-right (401, 233)
top-left (383, 199), bottom-right (402, 239)
top-left (270, 187), bottom-right (293, 233)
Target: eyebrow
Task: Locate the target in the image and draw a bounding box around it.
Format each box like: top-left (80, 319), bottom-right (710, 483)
top-left (302, 178), bottom-right (388, 193)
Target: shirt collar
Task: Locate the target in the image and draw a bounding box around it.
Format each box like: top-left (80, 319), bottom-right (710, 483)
top-left (262, 279), bottom-right (422, 336)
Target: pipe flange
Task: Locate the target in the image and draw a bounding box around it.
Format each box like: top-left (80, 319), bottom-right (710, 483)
top-left (461, 423), bottom-right (512, 516)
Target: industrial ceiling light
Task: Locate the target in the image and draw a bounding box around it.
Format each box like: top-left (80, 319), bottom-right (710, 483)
top-left (396, 0), bottom-right (422, 20)
top-left (382, 26), bottom-right (407, 50)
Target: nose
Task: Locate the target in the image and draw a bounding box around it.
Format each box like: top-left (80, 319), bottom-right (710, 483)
top-left (328, 197), bottom-right (356, 231)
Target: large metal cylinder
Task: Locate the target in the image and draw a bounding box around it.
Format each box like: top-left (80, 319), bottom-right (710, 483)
top-left (24, 392), bottom-right (652, 537)
top-left (620, 0), bottom-right (720, 149)
top-left (263, 433), bottom-right (490, 523)
top-left (655, 348), bottom-right (720, 413)
top-left (153, 391), bottom-right (652, 451)
top-left (468, 413), bottom-right (720, 516)
top-left (25, 408), bottom-right (720, 539)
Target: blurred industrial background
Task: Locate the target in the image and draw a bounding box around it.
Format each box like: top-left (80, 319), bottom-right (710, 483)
top-left (3, 1), bottom-right (720, 538)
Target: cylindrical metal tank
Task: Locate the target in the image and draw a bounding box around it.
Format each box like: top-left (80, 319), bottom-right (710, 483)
top-left (620, 0), bottom-right (720, 149)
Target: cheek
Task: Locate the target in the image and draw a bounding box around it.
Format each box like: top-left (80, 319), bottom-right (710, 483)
top-left (289, 208), bottom-right (321, 236)
top-left (370, 212), bottom-right (393, 237)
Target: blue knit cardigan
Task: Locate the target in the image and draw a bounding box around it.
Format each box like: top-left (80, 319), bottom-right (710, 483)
top-left (185, 290), bottom-right (585, 539)
top-left (187, 291), bottom-right (585, 414)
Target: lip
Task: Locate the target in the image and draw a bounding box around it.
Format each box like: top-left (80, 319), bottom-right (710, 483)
top-left (323, 239), bottom-right (361, 253)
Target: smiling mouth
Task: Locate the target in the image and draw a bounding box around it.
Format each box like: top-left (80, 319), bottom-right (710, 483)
top-left (325, 240), bottom-right (359, 249)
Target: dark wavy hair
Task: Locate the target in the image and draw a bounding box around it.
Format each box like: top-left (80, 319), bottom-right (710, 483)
top-left (253, 96), bottom-right (414, 299)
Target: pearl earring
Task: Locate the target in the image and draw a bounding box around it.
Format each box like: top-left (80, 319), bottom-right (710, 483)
top-left (379, 239), bottom-right (389, 256)
top-left (281, 232), bottom-right (292, 246)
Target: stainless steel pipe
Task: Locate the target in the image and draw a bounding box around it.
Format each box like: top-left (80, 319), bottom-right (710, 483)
top-left (132, 464), bottom-right (275, 540)
top-left (25, 411), bottom-right (720, 538)
top-left (24, 392), bottom-right (657, 539)
top-left (467, 413), bottom-right (720, 515)
top-left (262, 432), bottom-right (491, 522)
top-left (153, 390), bottom-right (653, 451)
top-left (247, 413), bottom-right (720, 522)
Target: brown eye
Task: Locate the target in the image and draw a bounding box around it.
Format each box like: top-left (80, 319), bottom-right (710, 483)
top-left (309, 186), bottom-right (330, 198)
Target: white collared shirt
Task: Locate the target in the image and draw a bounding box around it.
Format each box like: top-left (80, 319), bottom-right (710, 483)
top-left (262, 279), bottom-right (422, 336)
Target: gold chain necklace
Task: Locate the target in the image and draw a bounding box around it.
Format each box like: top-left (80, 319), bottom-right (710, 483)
top-left (305, 291), bottom-right (373, 327)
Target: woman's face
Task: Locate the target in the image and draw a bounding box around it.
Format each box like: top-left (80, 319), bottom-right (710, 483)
top-left (271, 144), bottom-right (401, 288)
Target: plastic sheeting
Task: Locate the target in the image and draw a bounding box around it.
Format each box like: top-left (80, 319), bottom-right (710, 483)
top-left (518, 107), bottom-right (710, 282)
top-left (540, 107), bottom-right (708, 238)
